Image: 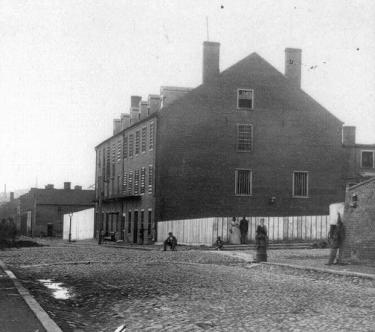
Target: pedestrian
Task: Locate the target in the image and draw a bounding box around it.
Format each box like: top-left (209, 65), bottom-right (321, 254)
top-left (229, 217), bottom-right (241, 244)
top-left (215, 236), bottom-right (224, 250)
top-left (255, 218), bottom-right (268, 262)
top-left (239, 216), bottom-right (249, 244)
top-left (336, 213), bottom-right (345, 264)
top-left (326, 213), bottom-right (345, 265)
top-left (163, 232), bottom-right (177, 251)
top-left (98, 229), bottom-right (104, 245)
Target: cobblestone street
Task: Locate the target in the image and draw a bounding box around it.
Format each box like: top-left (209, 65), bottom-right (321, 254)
top-left (2, 244), bottom-right (375, 331)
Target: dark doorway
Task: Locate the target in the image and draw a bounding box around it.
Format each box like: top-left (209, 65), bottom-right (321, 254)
top-left (121, 215), bottom-right (125, 240)
top-left (133, 211), bottom-right (138, 243)
top-left (47, 223), bottom-right (53, 237)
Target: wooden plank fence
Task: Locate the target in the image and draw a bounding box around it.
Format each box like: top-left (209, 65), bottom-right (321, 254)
top-left (158, 215), bottom-right (329, 246)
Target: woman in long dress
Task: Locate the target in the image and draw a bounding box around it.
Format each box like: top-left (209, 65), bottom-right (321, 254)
top-left (255, 218), bottom-right (268, 262)
top-left (229, 217), bottom-right (241, 244)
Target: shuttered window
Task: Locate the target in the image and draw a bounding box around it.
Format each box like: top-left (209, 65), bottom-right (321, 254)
top-left (129, 134), bottom-right (134, 158)
top-left (149, 122), bottom-right (154, 150)
top-left (134, 170), bottom-right (140, 195)
top-left (293, 171), bottom-right (309, 197)
top-left (235, 169), bottom-right (252, 196)
top-left (148, 165), bottom-right (153, 194)
top-left (128, 171), bottom-right (133, 195)
top-left (123, 136), bottom-right (128, 159)
top-left (237, 124), bottom-right (253, 151)
top-left (140, 167), bottom-right (146, 194)
top-left (135, 131), bottom-right (140, 155)
top-left (117, 140), bottom-right (121, 162)
top-left (141, 126), bottom-right (147, 153)
top-left (122, 172), bottom-right (128, 194)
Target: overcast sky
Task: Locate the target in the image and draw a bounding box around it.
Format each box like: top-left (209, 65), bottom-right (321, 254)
top-left (1, 0), bottom-right (374, 193)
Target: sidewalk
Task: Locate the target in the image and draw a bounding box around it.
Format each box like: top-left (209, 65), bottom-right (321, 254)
top-left (216, 249), bottom-right (375, 280)
top-left (0, 265), bottom-right (46, 332)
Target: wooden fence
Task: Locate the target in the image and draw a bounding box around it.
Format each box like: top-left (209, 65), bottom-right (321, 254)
top-left (158, 215), bottom-right (329, 246)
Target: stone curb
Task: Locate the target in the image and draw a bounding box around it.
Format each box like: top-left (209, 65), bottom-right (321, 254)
top-left (262, 262), bottom-right (375, 280)
top-left (0, 259), bottom-right (63, 332)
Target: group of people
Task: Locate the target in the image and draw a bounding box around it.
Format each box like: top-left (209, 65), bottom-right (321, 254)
top-left (215, 217), bottom-right (268, 262)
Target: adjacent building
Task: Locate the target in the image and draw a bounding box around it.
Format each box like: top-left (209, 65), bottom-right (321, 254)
top-left (0, 182), bottom-right (95, 237)
top-left (95, 41), bottom-right (373, 245)
top-left (342, 177), bottom-right (375, 263)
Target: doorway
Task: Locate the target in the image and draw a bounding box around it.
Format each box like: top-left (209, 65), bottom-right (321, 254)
top-left (47, 223), bottom-right (53, 237)
top-left (133, 211), bottom-right (138, 243)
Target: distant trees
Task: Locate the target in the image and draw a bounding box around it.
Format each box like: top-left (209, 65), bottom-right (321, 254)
top-left (0, 219), bottom-right (18, 249)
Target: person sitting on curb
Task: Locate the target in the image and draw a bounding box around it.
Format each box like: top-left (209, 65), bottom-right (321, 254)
top-left (215, 236), bottom-right (224, 250)
top-left (163, 232), bottom-right (177, 251)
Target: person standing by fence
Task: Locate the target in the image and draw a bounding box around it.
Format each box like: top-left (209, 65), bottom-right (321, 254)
top-left (255, 218), bottom-right (268, 262)
top-left (239, 216), bottom-right (249, 244)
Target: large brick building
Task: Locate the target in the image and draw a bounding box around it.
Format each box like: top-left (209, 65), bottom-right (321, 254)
top-left (95, 41), bottom-right (371, 245)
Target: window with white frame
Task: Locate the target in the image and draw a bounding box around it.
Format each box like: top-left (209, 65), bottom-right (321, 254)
top-left (148, 165), bottom-right (153, 194)
top-left (237, 124), bottom-right (253, 151)
top-left (117, 140), bottom-right (121, 162)
top-left (128, 170), bottom-right (133, 195)
top-left (361, 151), bottom-right (374, 168)
top-left (293, 171), bottom-right (309, 197)
top-left (134, 169), bottom-right (140, 195)
top-left (237, 89), bottom-right (254, 109)
top-left (123, 172), bottom-right (128, 194)
top-left (235, 169), bottom-right (252, 195)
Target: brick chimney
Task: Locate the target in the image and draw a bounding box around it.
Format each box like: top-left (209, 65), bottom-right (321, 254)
top-left (342, 126), bottom-right (356, 146)
top-left (139, 101), bottom-right (148, 119)
top-left (64, 182), bottom-right (71, 190)
top-left (113, 119), bottom-right (121, 135)
top-left (121, 113), bottom-right (131, 130)
top-left (9, 192), bottom-right (14, 201)
top-left (285, 48), bottom-right (302, 88)
top-left (148, 95), bottom-right (161, 114)
top-left (130, 95), bottom-right (141, 124)
top-left (202, 41), bottom-right (220, 84)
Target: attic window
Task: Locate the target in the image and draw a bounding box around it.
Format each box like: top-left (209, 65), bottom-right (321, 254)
top-left (237, 89), bottom-right (254, 109)
top-left (361, 151), bottom-right (374, 168)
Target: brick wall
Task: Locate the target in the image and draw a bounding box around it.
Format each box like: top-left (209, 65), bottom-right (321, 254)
top-left (156, 54), bottom-right (347, 221)
top-left (342, 179), bottom-right (375, 262)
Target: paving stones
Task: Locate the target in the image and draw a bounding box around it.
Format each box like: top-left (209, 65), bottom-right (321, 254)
top-left (1, 245), bottom-right (375, 331)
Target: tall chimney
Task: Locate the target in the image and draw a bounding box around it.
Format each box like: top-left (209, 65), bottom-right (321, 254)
top-left (64, 182), bottom-right (71, 190)
top-left (10, 192), bottom-right (14, 201)
top-left (130, 95), bottom-right (142, 124)
top-left (121, 113), bottom-right (131, 130)
top-left (342, 126), bottom-right (356, 146)
top-left (113, 119), bottom-right (121, 135)
top-left (148, 95), bottom-right (161, 114)
top-left (139, 101), bottom-right (148, 119)
top-left (202, 41), bottom-right (220, 84)
top-left (285, 48), bottom-right (302, 88)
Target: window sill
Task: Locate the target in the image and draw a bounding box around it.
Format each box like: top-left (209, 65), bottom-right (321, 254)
top-left (292, 196), bottom-right (310, 199)
top-left (235, 194), bottom-right (253, 197)
top-left (237, 107), bottom-right (254, 111)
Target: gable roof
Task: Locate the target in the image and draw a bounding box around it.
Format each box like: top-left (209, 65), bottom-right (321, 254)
top-left (163, 52), bottom-right (343, 125)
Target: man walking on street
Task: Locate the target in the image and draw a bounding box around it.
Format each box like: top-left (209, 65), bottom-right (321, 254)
top-left (239, 216), bottom-right (249, 244)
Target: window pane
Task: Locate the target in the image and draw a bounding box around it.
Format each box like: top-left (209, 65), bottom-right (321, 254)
top-left (237, 124), bottom-right (252, 151)
top-left (293, 172), bottom-right (308, 197)
top-left (237, 89), bottom-right (253, 109)
top-left (141, 127), bottom-right (147, 153)
top-left (362, 151), bottom-right (374, 168)
top-left (235, 169), bottom-right (252, 195)
top-left (135, 131), bottom-right (140, 155)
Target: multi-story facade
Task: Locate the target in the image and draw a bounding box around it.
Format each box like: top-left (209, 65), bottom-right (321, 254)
top-left (95, 41), bottom-right (373, 245)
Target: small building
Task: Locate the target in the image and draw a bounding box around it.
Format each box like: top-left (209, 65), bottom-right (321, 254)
top-left (342, 177), bottom-right (375, 263)
top-left (0, 182), bottom-right (95, 237)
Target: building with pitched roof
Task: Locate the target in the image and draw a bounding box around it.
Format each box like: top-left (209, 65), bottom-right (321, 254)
top-left (94, 41), bottom-right (372, 245)
top-left (0, 182), bottom-right (95, 237)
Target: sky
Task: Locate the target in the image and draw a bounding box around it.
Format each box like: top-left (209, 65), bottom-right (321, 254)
top-left (0, 0), bottom-right (374, 193)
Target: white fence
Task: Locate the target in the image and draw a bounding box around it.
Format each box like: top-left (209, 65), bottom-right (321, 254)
top-left (158, 215), bottom-right (330, 246)
top-left (63, 208), bottom-right (95, 241)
